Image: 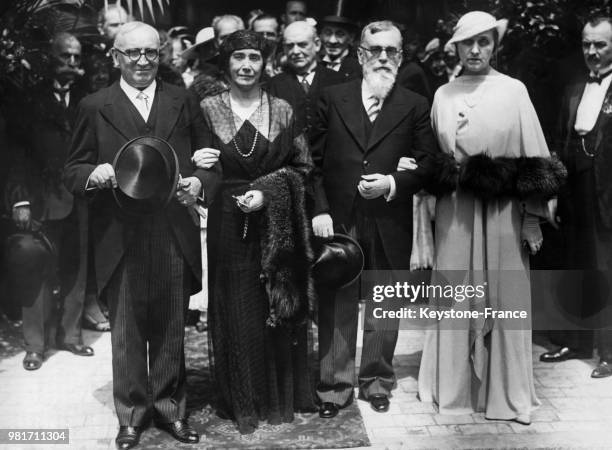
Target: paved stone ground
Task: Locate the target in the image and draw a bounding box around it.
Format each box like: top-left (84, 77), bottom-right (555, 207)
top-left (1, 314), bottom-right (612, 450)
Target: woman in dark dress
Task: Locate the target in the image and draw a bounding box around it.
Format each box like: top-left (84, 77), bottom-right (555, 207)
top-left (192, 30), bottom-right (316, 434)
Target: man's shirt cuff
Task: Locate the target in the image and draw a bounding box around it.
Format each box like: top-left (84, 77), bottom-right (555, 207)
top-left (384, 175), bottom-right (397, 201)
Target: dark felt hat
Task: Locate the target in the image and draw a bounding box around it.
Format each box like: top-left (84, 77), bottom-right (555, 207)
top-left (3, 221), bottom-right (56, 307)
top-left (313, 233), bottom-right (364, 289)
top-left (112, 136), bottom-right (179, 215)
top-left (319, 15), bottom-right (359, 32)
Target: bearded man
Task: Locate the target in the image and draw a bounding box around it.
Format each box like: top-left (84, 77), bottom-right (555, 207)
top-left (310, 20), bottom-right (439, 417)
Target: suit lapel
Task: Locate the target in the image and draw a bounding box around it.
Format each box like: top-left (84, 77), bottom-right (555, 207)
top-left (100, 82), bottom-right (141, 140)
top-left (153, 81), bottom-right (183, 140)
top-left (335, 79), bottom-right (367, 151)
top-left (366, 86), bottom-right (408, 152)
top-left (567, 81), bottom-right (585, 135)
top-left (310, 66), bottom-right (323, 94)
top-left (100, 81), bottom-right (183, 141)
top-left (594, 81), bottom-right (612, 152)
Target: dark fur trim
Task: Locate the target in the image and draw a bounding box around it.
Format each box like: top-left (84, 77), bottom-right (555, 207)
top-left (515, 155), bottom-right (567, 199)
top-left (458, 153), bottom-right (517, 199)
top-left (254, 168), bottom-right (314, 327)
top-left (427, 152), bottom-right (459, 196)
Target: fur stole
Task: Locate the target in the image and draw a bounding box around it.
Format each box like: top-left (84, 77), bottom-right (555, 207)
top-left (253, 167), bottom-right (314, 327)
top-left (429, 152), bottom-right (567, 200)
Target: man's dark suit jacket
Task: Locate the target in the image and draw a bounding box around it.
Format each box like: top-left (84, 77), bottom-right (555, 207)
top-left (64, 80), bottom-right (221, 295)
top-left (6, 83), bottom-right (85, 221)
top-left (267, 65), bottom-right (345, 136)
top-left (337, 55), bottom-right (362, 81)
top-left (558, 77), bottom-right (612, 230)
top-left (396, 61), bottom-right (432, 102)
top-left (311, 78), bottom-right (438, 269)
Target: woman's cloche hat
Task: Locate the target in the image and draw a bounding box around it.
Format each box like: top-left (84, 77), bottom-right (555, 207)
top-left (447, 11), bottom-right (508, 46)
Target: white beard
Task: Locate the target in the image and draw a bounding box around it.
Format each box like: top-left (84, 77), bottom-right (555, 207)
top-left (363, 66), bottom-right (396, 100)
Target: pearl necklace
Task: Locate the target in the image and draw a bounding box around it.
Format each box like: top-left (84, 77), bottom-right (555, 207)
top-left (230, 91), bottom-right (263, 158)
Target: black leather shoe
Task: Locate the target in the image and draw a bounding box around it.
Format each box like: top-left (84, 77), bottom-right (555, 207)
top-left (60, 343), bottom-right (95, 356)
top-left (592, 361), bottom-right (612, 378)
top-left (116, 426), bottom-right (141, 450)
top-left (157, 419), bottom-right (199, 444)
top-left (369, 393), bottom-right (390, 413)
top-left (539, 347), bottom-right (586, 363)
top-left (23, 352), bottom-right (43, 371)
top-left (319, 402), bottom-right (339, 419)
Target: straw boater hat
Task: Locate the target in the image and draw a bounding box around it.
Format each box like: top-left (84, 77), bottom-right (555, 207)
top-left (447, 11), bottom-right (508, 46)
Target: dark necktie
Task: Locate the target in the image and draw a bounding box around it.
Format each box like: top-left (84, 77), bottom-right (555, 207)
top-left (300, 76), bottom-right (310, 94)
top-left (588, 69), bottom-right (612, 84)
top-left (54, 89), bottom-right (68, 107)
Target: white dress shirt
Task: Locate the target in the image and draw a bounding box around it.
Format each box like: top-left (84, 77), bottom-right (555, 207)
top-left (120, 77), bottom-right (157, 122)
top-left (322, 48), bottom-right (349, 72)
top-left (361, 80), bottom-right (397, 201)
top-left (296, 70), bottom-right (316, 85)
top-left (52, 79), bottom-right (72, 107)
top-left (575, 67), bottom-right (612, 135)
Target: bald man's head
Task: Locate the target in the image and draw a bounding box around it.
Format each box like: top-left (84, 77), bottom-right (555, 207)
top-left (98, 4), bottom-right (130, 40)
top-left (113, 21), bottom-right (159, 49)
top-left (112, 22), bottom-right (160, 88)
top-left (282, 20), bottom-right (320, 74)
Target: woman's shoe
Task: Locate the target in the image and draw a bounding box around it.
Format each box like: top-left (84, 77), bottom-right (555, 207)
top-left (513, 414), bottom-right (531, 426)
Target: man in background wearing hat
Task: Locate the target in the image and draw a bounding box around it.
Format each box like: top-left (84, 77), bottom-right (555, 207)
top-left (540, 14), bottom-right (612, 379)
top-left (182, 27), bottom-right (228, 99)
top-left (6, 32), bottom-right (90, 371)
top-left (319, 14), bottom-right (361, 80)
top-left (64, 22), bottom-right (221, 449)
top-left (311, 20), bottom-right (438, 417)
top-left (268, 21), bottom-right (345, 139)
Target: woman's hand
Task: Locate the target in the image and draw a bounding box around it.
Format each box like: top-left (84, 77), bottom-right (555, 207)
top-left (192, 148), bottom-right (221, 169)
top-left (521, 213), bottom-right (543, 255)
top-left (236, 190), bottom-right (264, 213)
top-left (397, 157), bottom-right (417, 171)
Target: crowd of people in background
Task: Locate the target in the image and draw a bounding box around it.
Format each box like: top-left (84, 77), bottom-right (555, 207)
top-left (1, 1), bottom-right (612, 449)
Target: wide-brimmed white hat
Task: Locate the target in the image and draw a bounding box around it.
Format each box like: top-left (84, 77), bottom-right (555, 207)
top-left (180, 27), bottom-right (217, 61)
top-left (447, 11), bottom-right (508, 46)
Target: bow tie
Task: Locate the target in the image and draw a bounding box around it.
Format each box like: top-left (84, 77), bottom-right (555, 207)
top-left (588, 70), bottom-right (612, 84)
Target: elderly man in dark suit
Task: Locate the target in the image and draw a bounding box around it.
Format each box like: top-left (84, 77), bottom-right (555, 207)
top-left (268, 21), bottom-right (345, 137)
top-left (540, 14), bottom-right (612, 379)
top-left (64, 22), bottom-right (221, 449)
top-left (311, 20), bottom-right (438, 418)
top-left (319, 15), bottom-right (361, 80)
top-left (6, 32), bottom-right (91, 371)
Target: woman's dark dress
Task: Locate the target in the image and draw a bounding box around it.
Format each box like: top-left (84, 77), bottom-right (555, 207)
top-left (201, 91), bottom-right (315, 434)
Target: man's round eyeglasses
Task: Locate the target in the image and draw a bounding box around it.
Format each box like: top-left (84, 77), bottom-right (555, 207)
top-left (114, 47), bottom-right (160, 62)
top-left (359, 46), bottom-right (401, 59)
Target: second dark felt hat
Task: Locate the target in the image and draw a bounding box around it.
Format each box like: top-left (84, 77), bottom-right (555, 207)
top-left (312, 233), bottom-right (364, 290)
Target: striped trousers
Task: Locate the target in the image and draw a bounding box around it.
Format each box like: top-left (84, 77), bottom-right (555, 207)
top-left (106, 213), bottom-right (190, 426)
top-left (317, 206), bottom-right (400, 405)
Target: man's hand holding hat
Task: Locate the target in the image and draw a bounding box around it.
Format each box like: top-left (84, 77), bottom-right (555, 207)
top-left (312, 213), bottom-right (334, 238)
top-left (89, 163), bottom-right (117, 189)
